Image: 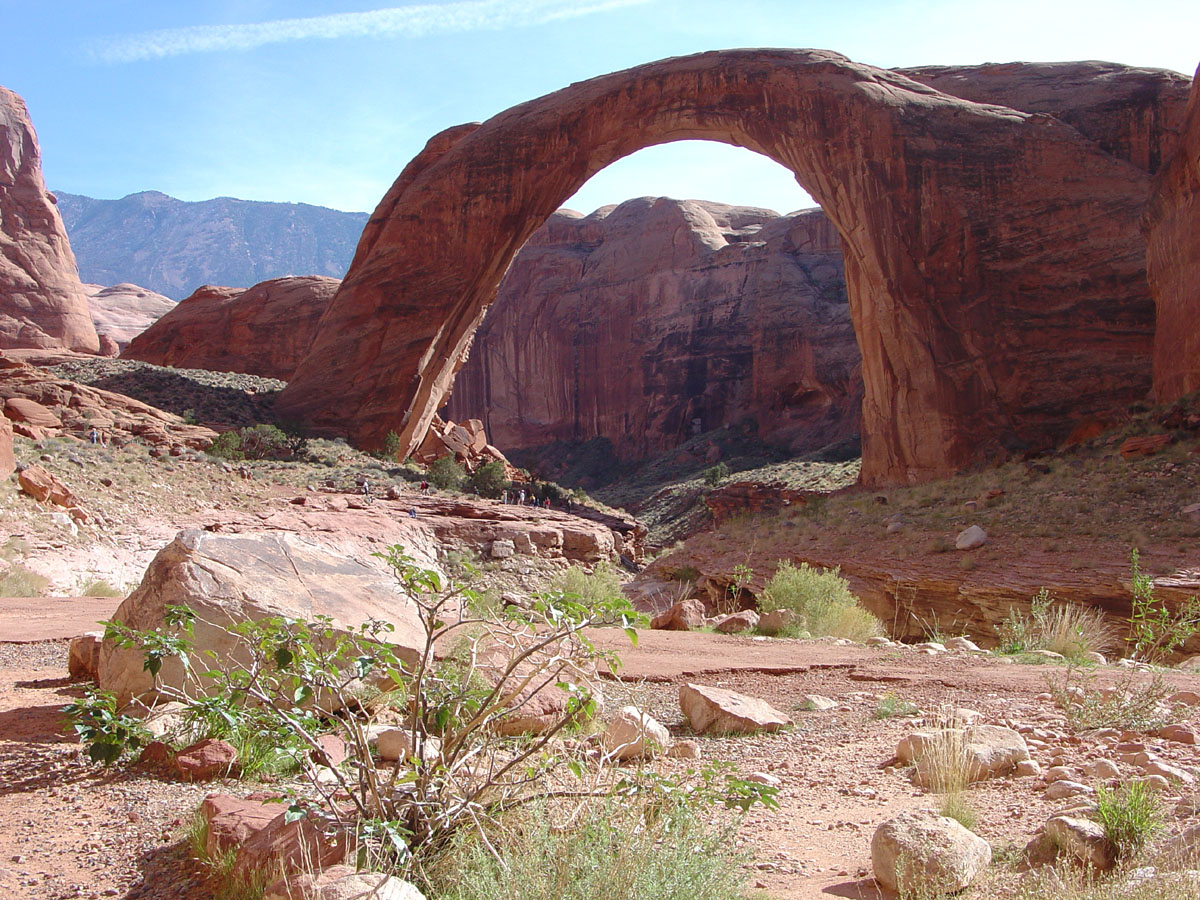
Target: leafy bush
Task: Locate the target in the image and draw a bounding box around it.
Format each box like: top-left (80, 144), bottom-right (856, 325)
top-left (84, 546), bottom-right (768, 888)
top-left (872, 692), bottom-right (919, 719)
top-left (1047, 667), bottom-right (1171, 732)
top-left (552, 564), bottom-right (625, 611)
top-left (206, 424), bottom-right (300, 461)
top-left (1095, 780), bottom-right (1162, 860)
top-left (703, 462), bottom-right (729, 487)
top-left (62, 689), bottom-right (151, 764)
top-left (758, 561), bottom-right (882, 641)
top-left (994, 588), bottom-right (1115, 660)
top-left (428, 455), bottom-right (467, 491)
top-left (431, 795), bottom-right (748, 900)
top-left (468, 460), bottom-right (510, 498)
top-left (206, 430), bottom-right (245, 460)
top-left (377, 429), bottom-right (403, 461)
top-left (1127, 548), bottom-right (1200, 663)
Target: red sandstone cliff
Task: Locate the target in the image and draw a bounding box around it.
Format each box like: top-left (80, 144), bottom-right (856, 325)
top-left (123, 276), bottom-right (340, 379)
top-left (1146, 63), bottom-right (1200, 402)
top-left (0, 87), bottom-right (98, 353)
top-left (444, 198), bottom-right (860, 460)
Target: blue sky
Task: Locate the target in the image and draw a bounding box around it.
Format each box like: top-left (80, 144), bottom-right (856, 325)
top-left (4, 0), bottom-right (1197, 215)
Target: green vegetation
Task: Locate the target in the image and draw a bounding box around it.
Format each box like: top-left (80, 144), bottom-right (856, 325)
top-left (0, 564), bottom-right (50, 597)
top-left (206, 423), bottom-right (302, 461)
top-left (62, 688), bottom-right (151, 764)
top-left (994, 588), bottom-right (1115, 661)
top-left (703, 461), bottom-right (730, 486)
top-left (1047, 667), bottom-right (1172, 732)
top-left (1095, 780), bottom-right (1163, 861)
top-left (872, 692), bottom-right (920, 719)
top-left (467, 459), bottom-right (510, 498)
top-left (551, 563), bottom-right (625, 612)
top-left (428, 455), bottom-right (467, 490)
top-left (78, 578), bottom-right (125, 598)
top-left (1127, 548), bottom-right (1200, 663)
top-left (431, 796), bottom-right (748, 900)
top-left (758, 561), bottom-right (882, 641)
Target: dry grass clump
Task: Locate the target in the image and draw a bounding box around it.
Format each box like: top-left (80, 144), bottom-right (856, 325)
top-left (1047, 668), bottom-right (1172, 732)
top-left (758, 561), bottom-right (883, 642)
top-left (995, 589), bottom-right (1117, 661)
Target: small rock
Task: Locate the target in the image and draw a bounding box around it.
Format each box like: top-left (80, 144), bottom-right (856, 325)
top-left (1169, 690), bottom-right (1200, 706)
top-left (745, 771), bottom-right (781, 787)
top-left (1044, 815), bottom-right (1114, 870)
top-left (649, 599), bottom-right (706, 631)
top-left (1015, 759), bottom-right (1042, 778)
top-left (67, 632), bottom-right (103, 682)
top-left (602, 706), bottom-right (671, 761)
top-left (1143, 758), bottom-right (1194, 784)
top-left (955, 525), bottom-right (988, 550)
top-left (1160, 724), bottom-right (1199, 745)
top-left (1045, 780), bottom-right (1094, 800)
top-left (945, 637), bottom-right (981, 652)
top-left (679, 683), bottom-right (791, 735)
top-left (1084, 759), bottom-right (1120, 779)
top-left (175, 738), bottom-right (238, 781)
top-left (802, 694), bottom-right (838, 711)
top-left (713, 609), bottom-right (759, 634)
top-left (489, 539), bottom-right (515, 559)
top-left (1044, 766), bottom-right (1081, 784)
top-left (757, 608), bottom-right (797, 635)
top-left (667, 739), bottom-right (701, 760)
top-left (913, 641), bottom-right (947, 653)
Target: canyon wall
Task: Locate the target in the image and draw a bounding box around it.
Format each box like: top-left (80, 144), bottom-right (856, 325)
top-left (444, 198), bottom-right (860, 461)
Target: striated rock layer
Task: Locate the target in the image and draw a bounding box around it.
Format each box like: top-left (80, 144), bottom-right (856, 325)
top-left (0, 87), bottom-right (98, 353)
top-left (443, 199), bottom-right (859, 461)
top-left (124, 276), bottom-right (340, 380)
top-left (1147, 64), bottom-right (1200, 402)
top-left (278, 50), bottom-right (1176, 487)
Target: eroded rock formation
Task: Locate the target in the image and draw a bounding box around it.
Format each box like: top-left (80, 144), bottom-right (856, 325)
top-left (1147, 63), bottom-right (1200, 402)
top-left (0, 87), bottom-right (98, 353)
top-left (85, 283), bottom-right (175, 352)
top-left (124, 276), bottom-right (340, 379)
top-left (277, 50), bottom-right (1178, 486)
top-left (444, 199), bottom-right (859, 460)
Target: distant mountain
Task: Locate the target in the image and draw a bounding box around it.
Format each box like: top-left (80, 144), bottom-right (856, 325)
top-left (55, 190), bottom-right (369, 299)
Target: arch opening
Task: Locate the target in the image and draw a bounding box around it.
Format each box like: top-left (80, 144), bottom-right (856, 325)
top-left (276, 49), bottom-right (1166, 486)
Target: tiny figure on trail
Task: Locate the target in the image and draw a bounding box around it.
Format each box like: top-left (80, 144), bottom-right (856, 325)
top-left (89, 427), bottom-right (99, 445)
top-left (409, 507), bottom-right (418, 518)
top-left (420, 480), bottom-right (429, 494)
top-left (566, 498), bottom-right (574, 514)
top-left (518, 489), bottom-right (526, 505)
top-left (361, 479), bottom-right (373, 504)
top-left (239, 466), bottom-right (251, 481)
top-left (543, 498), bottom-right (550, 509)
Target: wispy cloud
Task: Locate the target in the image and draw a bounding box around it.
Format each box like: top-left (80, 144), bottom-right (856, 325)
top-left (90, 0), bottom-right (650, 63)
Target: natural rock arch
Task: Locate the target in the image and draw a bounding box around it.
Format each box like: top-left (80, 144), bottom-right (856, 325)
top-left (278, 49), bottom-right (1164, 486)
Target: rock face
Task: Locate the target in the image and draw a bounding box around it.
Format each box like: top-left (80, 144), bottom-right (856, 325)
top-left (97, 529), bottom-right (426, 705)
top-left (0, 411), bottom-right (12, 480)
top-left (1147, 64), bottom-right (1200, 402)
top-left (124, 276), bottom-right (340, 379)
top-left (444, 200), bottom-right (857, 460)
top-left (0, 87), bottom-right (99, 353)
top-left (56, 190), bottom-right (368, 300)
top-left (278, 51), bottom-right (1172, 487)
top-left (84, 283), bottom-right (174, 352)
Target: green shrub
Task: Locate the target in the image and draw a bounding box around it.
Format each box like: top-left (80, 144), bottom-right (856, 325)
top-left (207, 430), bottom-right (244, 460)
top-left (995, 588), bottom-right (1115, 660)
top-left (1095, 780), bottom-right (1162, 860)
top-left (468, 460), bottom-right (510, 498)
top-left (1127, 548), bottom-right (1200, 663)
top-left (206, 424), bottom-right (297, 461)
top-left (378, 430), bottom-right (403, 461)
top-left (872, 692), bottom-right (919, 719)
top-left (431, 796), bottom-right (747, 900)
top-left (552, 564), bottom-right (624, 611)
top-left (0, 564), bottom-right (50, 597)
top-left (758, 561), bottom-right (882, 641)
top-left (703, 462), bottom-right (730, 487)
top-left (79, 578), bottom-right (125, 598)
top-left (428, 455), bottom-right (467, 491)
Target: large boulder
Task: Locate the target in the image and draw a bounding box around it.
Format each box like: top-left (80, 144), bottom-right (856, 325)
top-left (650, 598), bottom-right (706, 631)
top-left (97, 530), bottom-right (425, 705)
top-left (602, 706), bottom-right (672, 761)
top-left (872, 811), bottom-right (991, 894)
top-left (123, 276), bottom-right (340, 379)
top-left (265, 865), bottom-right (425, 900)
top-left (0, 87), bottom-right (99, 353)
top-left (679, 683), bottom-right (791, 735)
top-left (200, 794), bottom-right (279, 857)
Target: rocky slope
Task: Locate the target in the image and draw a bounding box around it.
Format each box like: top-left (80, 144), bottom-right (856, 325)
top-left (55, 191), bottom-right (368, 300)
top-left (277, 51), bottom-right (1172, 487)
top-left (123, 276), bottom-right (340, 379)
top-left (1147, 63), bottom-right (1200, 402)
top-left (84, 283), bottom-right (174, 352)
top-left (443, 199), bottom-right (860, 462)
top-left (0, 87), bottom-right (98, 353)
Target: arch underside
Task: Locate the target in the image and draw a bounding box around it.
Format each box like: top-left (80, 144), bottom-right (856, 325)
top-left (277, 49), bottom-right (1168, 486)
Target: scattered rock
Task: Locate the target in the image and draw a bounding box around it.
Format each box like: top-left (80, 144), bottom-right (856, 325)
top-left (137, 741), bottom-right (175, 768)
top-left (1160, 724), bottom-right (1198, 744)
top-left (200, 794), bottom-right (279, 857)
top-left (233, 812), bottom-right (348, 881)
top-left (1045, 780), bottom-right (1094, 801)
top-left (955, 525), bottom-right (988, 550)
top-left (1143, 758), bottom-right (1194, 783)
top-left (490, 539), bottom-right (515, 559)
top-left (667, 739), bottom-right (701, 760)
top-left (1015, 760), bottom-right (1042, 778)
top-left (602, 706), bottom-right (671, 761)
top-left (264, 864), bottom-right (426, 900)
top-left (944, 637), bottom-right (981, 652)
top-left (1084, 759), bottom-right (1120, 779)
top-left (899, 725), bottom-right (1029, 783)
top-left (679, 683), bottom-right (792, 735)
top-left (649, 598), bottom-right (706, 631)
top-left (311, 734), bottom-right (348, 768)
top-left (1119, 434), bottom-right (1173, 458)
top-left (871, 810), bottom-right (991, 894)
top-left (67, 632), bottom-right (102, 682)
top-left (376, 729), bottom-right (440, 763)
top-left (1044, 815), bottom-right (1114, 870)
top-left (713, 609), bottom-right (759, 633)
top-left (175, 738), bottom-right (238, 781)
top-left (802, 694), bottom-right (838, 711)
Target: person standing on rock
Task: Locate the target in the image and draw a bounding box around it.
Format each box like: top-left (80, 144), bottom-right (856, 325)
top-left (89, 427), bottom-right (99, 445)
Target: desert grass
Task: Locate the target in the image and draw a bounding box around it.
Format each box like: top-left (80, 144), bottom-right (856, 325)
top-left (1047, 668), bottom-right (1172, 732)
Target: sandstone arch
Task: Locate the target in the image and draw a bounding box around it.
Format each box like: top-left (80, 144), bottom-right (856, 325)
top-left (278, 49), bottom-right (1166, 485)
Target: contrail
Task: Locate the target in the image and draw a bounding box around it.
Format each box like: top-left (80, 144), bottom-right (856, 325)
top-left (90, 0), bottom-right (651, 63)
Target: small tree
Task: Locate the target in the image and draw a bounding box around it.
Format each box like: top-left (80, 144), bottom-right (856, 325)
top-left (428, 456), bottom-right (467, 491)
top-left (703, 462), bottom-right (730, 487)
top-left (468, 460), bottom-right (509, 498)
top-left (1127, 548), bottom-right (1200, 663)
